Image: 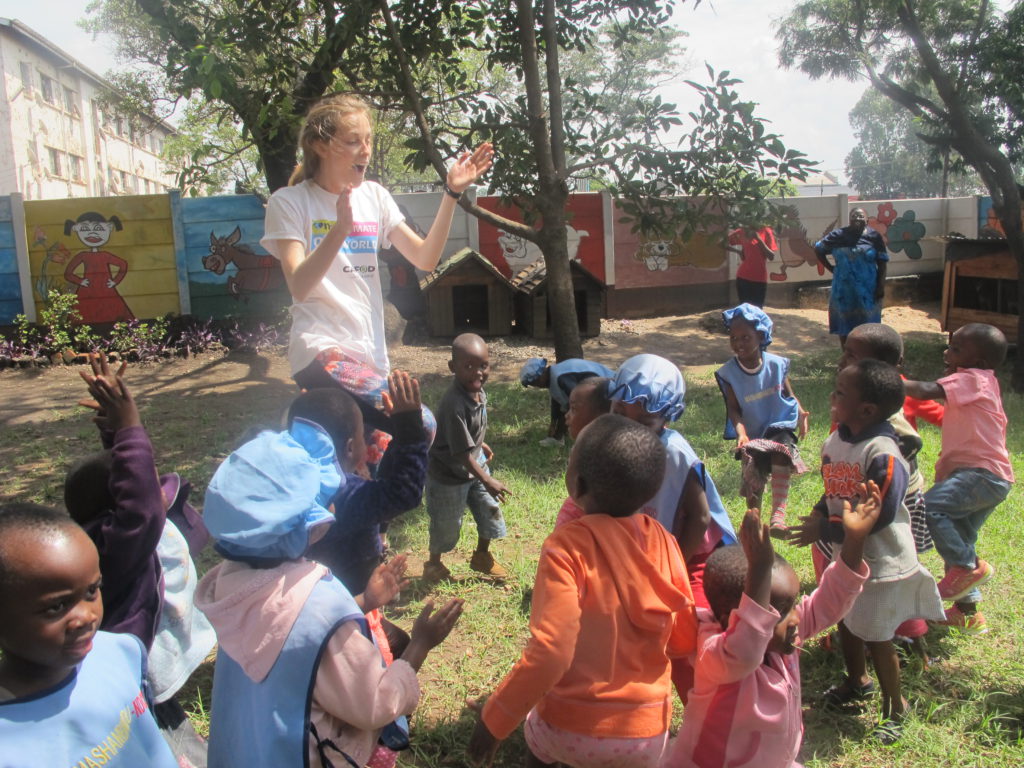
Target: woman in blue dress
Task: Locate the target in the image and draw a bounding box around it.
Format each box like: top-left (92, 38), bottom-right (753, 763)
top-left (815, 208), bottom-right (888, 346)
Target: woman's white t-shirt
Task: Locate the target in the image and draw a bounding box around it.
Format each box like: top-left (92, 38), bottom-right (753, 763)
top-left (261, 179), bottom-right (404, 377)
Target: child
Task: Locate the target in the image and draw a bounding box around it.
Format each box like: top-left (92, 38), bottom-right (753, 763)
top-left (298, 371), bottom-right (429, 596)
top-left (714, 304), bottom-right (809, 535)
top-left (196, 418), bottom-right (463, 767)
top-left (831, 323), bottom-right (941, 657)
top-left (519, 357), bottom-right (613, 446)
top-left (555, 376), bottom-right (612, 528)
top-left (468, 414), bottom-right (697, 768)
top-left (0, 502), bottom-right (178, 767)
top-left (791, 360), bottom-right (943, 743)
top-left (425, 333), bottom-right (510, 581)
top-left (838, 322), bottom-right (942, 555)
top-left (68, 354), bottom-right (215, 763)
top-left (608, 353), bottom-right (737, 607)
top-left (903, 323), bottom-right (1014, 632)
top-left (667, 491), bottom-right (877, 768)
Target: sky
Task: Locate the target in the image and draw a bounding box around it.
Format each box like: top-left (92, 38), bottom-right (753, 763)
top-left (8, 0), bottom-right (867, 182)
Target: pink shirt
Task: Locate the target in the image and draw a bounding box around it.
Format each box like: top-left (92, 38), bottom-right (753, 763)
top-left (554, 497), bottom-right (585, 528)
top-left (666, 559), bottom-right (867, 768)
top-left (935, 368), bottom-right (1014, 483)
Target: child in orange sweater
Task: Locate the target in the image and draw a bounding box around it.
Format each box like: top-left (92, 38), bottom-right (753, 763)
top-left (468, 414), bottom-right (697, 768)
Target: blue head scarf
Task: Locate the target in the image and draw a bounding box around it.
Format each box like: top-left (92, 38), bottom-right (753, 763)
top-left (609, 354), bottom-right (686, 422)
top-left (519, 357), bottom-right (548, 386)
top-left (204, 418), bottom-right (344, 563)
top-left (722, 303), bottom-right (773, 349)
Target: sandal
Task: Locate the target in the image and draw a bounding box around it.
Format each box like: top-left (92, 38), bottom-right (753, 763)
top-left (872, 716), bottom-right (904, 745)
top-left (822, 677), bottom-right (875, 710)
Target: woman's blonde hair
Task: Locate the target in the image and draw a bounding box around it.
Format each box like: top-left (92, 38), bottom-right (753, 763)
top-left (288, 93), bottom-right (372, 186)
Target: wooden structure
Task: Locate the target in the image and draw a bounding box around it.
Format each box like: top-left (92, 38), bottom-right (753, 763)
top-left (941, 237), bottom-right (1019, 342)
top-left (511, 259), bottom-right (604, 339)
top-left (420, 247), bottom-right (515, 337)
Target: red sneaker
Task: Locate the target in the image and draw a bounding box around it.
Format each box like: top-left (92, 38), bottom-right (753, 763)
top-left (934, 605), bottom-right (989, 635)
top-left (936, 560), bottom-right (993, 601)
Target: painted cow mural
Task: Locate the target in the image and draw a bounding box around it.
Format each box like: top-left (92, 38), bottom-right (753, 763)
top-left (203, 226), bottom-right (284, 300)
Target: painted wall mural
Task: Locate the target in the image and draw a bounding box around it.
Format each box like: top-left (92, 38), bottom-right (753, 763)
top-left (0, 191), bottom-right (985, 327)
top-left (476, 193), bottom-right (606, 280)
top-left (25, 195), bottom-right (180, 324)
top-left (202, 226), bottom-right (284, 300)
top-left (772, 207), bottom-right (828, 282)
top-left (175, 193), bottom-right (288, 318)
top-left (0, 198), bottom-right (20, 324)
top-left (62, 212), bottom-right (134, 322)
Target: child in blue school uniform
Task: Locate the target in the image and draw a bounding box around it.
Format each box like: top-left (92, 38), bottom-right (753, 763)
top-left (715, 304), bottom-right (810, 536)
top-left (196, 417), bottom-right (463, 768)
top-left (608, 353), bottom-right (737, 696)
top-left (0, 503), bottom-right (179, 768)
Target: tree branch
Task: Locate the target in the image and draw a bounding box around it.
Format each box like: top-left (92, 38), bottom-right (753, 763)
top-left (374, 0), bottom-right (536, 242)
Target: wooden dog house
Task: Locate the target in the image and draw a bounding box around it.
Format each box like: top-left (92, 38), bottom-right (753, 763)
top-left (420, 248), bottom-right (515, 337)
top-left (511, 259), bottom-right (604, 339)
top-left (941, 237), bottom-right (1019, 342)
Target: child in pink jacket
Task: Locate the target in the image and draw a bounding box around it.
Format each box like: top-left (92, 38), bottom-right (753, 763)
top-left (666, 486), bottom-right (879, 768)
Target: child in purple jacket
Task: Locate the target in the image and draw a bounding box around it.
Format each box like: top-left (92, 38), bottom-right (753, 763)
top-left (66, 354), bottom-right (214, 766)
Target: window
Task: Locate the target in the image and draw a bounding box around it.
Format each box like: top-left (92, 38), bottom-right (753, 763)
top-left (63, 86), bottom-right (76, 113)
top-left (19, 62), bottom-right (33, 91)
top-left (47, 147), bottom-right (63, 177)
top-left (120, 170), bottom-right (129, 191)
top-left (39, 74), bottom-right (57, 105)
top-left (68, 154), bottom-right (84, 182)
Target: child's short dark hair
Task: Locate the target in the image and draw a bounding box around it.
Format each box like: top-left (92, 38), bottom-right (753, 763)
top-left (704, 544), bottom-right (792, 627)
top-left (0, 503), bottom-right (78, 586)
top-left (575, 376), bottom-right (611, 414)
top-left (287, 388), bottom-right (362, 453)
top-left (64, 451), bottom-right (114, 526)
top-left (848, 359), bottom-right (904, 419)
top-left (573, 413), bottom-right (665, 516)
top-left (961, 323), bottom-right (1008, 368)
top-left (848, 323), bottom-right (903, 366)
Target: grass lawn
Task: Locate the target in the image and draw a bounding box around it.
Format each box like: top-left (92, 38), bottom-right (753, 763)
top-left (2, 333), bottom-right (1022, 767)
top-left (381, 337), bottom-right (1024, 768)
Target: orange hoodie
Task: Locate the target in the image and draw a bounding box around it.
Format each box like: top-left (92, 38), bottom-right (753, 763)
top-left (482, 513), bottom-right (697, 740)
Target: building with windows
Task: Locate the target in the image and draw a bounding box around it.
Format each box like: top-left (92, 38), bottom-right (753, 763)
top-left (0, 18), bottom-right (175, 200)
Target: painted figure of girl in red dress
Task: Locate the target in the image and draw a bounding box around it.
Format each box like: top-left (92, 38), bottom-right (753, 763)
top-left (63, 212), bottom-right (134, 323)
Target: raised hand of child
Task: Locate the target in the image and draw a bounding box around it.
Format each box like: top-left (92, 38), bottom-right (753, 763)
top-left (843, 481), bottom-right (881, 539)
top-left (740, 509), bottom-right (774, 609)
top-left (411, 597), bottom-right (465, 650)
top-left (467, 715), bottom-right (500, 767)
top-left (381, 370), bottom-right (421, 415)
top-left (360, 554), bottom-right (410, 613)
top-left (838, 481), bottom-right (880, 571)
top-left (79, 353), bottom-right (139, 432)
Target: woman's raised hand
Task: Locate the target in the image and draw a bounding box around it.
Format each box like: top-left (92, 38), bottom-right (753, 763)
top-left (447, 142), bottom-right (494, 194)
top-left (334, 184), bottom-right (355, 237)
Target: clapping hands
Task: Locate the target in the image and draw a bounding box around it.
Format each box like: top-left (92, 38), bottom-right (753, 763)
top-left (78, 353), bottom-right (139, 433)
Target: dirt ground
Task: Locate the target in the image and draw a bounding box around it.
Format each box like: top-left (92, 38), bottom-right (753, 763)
top-left (0, 302), bottom-right (946, 429)
top-left (0, 300), bottom-right (944, 506)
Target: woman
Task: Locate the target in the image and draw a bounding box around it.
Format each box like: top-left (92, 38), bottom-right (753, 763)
top-left (262, 93), bottom-right (493, 459)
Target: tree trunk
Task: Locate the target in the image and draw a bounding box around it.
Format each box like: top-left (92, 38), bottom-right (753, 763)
top-left (261, 141), bottom-right (299, 194)
top-left (1006, 224), bottom-right (1024, 392)
top-left (536, 195), bottom-right (583, 360)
